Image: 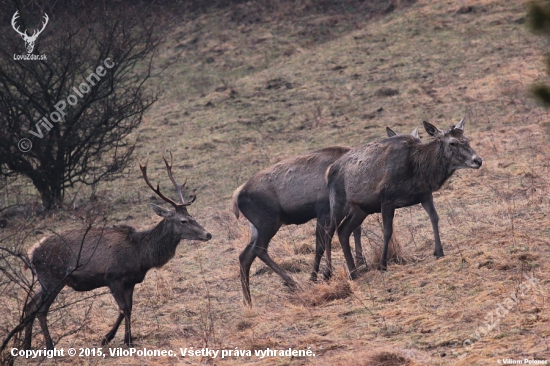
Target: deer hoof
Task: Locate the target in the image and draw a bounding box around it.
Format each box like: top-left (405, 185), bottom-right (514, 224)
top-left (377, 265), bottom-right (388, 272)
top-left (242, 295), bottom-right (253, 307)
top-left (101, 334), bottom-right (114, 346)
top-left (349, 266), bottom-right (368, 279)
top-left (283, 280), bottom-right (297, 290)
top-left (356, 265), bottom-right (370, 275)
top-left (309, 272), bottom-right (318, 282)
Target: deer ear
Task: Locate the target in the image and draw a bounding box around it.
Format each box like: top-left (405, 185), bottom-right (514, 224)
top-left (411, 127), bottom-right (419, 139)
top-left (150, 203), bottom-right (174, 218)
top-left (423, 121), bottom-right (443, 137)
top-left (454, 118), bottom-right (465, 130)
top-left (386, 126), bottom-right (397, 137)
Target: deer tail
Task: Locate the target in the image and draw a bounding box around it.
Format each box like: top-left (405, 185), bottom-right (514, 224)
top-left (325, 163), bottom-right (335, 185)
top-left (232, 183), bottom-right (245, 219)
top-left (24, 237), bottom-right (44, 271)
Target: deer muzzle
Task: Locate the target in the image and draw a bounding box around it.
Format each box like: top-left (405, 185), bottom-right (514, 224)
top-left (471, 155), bottom-right (483, 168)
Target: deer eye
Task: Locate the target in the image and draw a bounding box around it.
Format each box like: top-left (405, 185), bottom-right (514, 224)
top-left (180, 219), bottom-right (188, 224)
top-left (450, 141), bottom-right (458, 147)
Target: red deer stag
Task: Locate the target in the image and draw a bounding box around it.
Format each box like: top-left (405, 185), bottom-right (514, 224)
top-left (23, 153), bottom-right (211, 350)
top-left (326, 119), bottom-right (482, 277)
top-left (232, 128), bottom-right (418, 305)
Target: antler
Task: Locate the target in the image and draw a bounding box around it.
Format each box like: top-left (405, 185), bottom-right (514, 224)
top-left (31, 13), bottom-right (49, 39)
top-left (139, 153), bottom-right (195, 209)
top-left (11, 12), bottom-right (48, 40)
top-left (11, 11), bottom-right (26, 37)
top-left (139, 157), bottom-right (180, 208)
top-left (162, 152), bottom-right (196, 206)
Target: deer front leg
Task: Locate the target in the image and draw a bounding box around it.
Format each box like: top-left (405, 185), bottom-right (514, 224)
top-left (380, 204), bottom-right (396, 271)
top-left (122, 284), bottom-right (135, 347)
top-left (102, 314), bottom-right (124, 345)
top-left (108, 283), bottom-right (135, 347)
top-left (421, 195), bottom-right (443, 258)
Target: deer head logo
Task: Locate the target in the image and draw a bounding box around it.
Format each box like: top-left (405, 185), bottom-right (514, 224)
top-left (11, 11), bottom-right (49, 54)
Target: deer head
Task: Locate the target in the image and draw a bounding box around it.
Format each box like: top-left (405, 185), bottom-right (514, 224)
top-left (12, 11), bottom-right (49, 54)
top-left (139, 152), bottom-right (211, 241)
top-left (423, 118), bottom-right (483, 171)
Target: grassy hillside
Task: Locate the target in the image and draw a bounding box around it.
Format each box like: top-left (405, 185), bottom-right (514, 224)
top-left (2, 0), bottom-right (550, 364)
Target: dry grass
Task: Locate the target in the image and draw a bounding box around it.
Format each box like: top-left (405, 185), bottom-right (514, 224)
top-left (364, 350), bottom-right (413, 366)
top-left (298, 270), bottom-right (354, 307)
top-left (2, 0), bottom-right (550, 364)
top-left (370, 235), bottom-right (409, 266)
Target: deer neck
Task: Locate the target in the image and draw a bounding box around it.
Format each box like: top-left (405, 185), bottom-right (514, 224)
top-left (136, 219), bottom-right (181, 270)
top-left (414, 140), bottom-right (454, 191)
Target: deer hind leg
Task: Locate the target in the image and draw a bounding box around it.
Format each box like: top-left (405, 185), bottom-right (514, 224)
top-left (311, 213), bottom-right (336, 282)
top-left (353, 226), bottom-right (366, 267)
top-left (336, 210), bottom-right (368, 279)
top-left (25, 278), bottom-right (64, 350)
top-left (324, 201), bottom-right (346, 281)
top-left (23, 290), bottom-right (43, 349)
top-left (37, 287), bottom-right (62, 350)
top-left (239, 223), bottom-right (260, 306)
top-left (252, 224), bottom-right (296, 290)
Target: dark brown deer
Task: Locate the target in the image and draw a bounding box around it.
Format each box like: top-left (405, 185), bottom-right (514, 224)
top-left (232, 128), bottom-right (418, 305)
top-left (326, 119), bottom-right (482, 277)
top-left (23, 153), bottom-right (211, 350)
